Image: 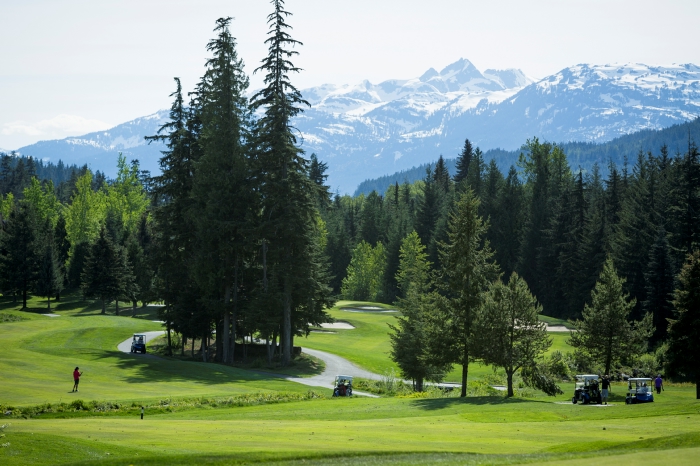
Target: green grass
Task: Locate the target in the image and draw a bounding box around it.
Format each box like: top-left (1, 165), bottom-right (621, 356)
top-left (0, 292), bottom-right (319, 408)
top-left (3, 293), bottom-right (700, 465)
top-left (1, 386), bottom-right (699, 465)
top-left (300, 300), bottom-right (576, 383)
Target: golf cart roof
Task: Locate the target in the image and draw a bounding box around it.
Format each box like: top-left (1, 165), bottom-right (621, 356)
top-left (575, 374), bottom-right (599, 379)
top-left (629, 378), bottom-right (652, 382)
top-left (133, 333), bottom-right (146, 336)
top-left (335, 375), bottom-right (353, 380)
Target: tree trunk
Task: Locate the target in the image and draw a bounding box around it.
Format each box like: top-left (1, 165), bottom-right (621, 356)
top-left (223, 287), bottom-right (231, 364)
top-left (696, 374), bottom-right (700, 400)
top-left (231, 259), bottom-right (239, 364)
top-left (507, 370), bottom-right (514, 397)
top-left (102, 299), bottom-right (106, 315)
top-left (191, 337), bottom-right (195, 358)
top-left (56, 290), bottom-right (60, 302)
top-left (282, 274), bottom-right (292, 367)
top-left (201, 332), bottom-right (207, 362)
top-left (181, 335), bottom-right (186, 356)
top-left (132, 299), bottom-right (137, 317)
top-left (461, 346), bottom-right (469, 397)
top-left (416, 377), bottom-right (424, 392)
top-left (115, 299), bottom-right (120, 316)
top-left (47, 295), bottom-right (51, 311)
top-left (166, 322), bottom-right (172, 356)
top-left (22, 283), bottom-right (27, 308)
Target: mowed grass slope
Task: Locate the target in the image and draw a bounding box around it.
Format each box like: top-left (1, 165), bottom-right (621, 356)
top-left (2, 387), bottom-right (699, 465)
top-left (300, 300), bottom-right (575, 382)
top-left (3, 294), bottom-right (700, 465)
top-left (0, 293), bottom-right (314, 407)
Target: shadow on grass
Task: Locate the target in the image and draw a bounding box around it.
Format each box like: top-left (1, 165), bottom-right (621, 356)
top-left (409, 395), bottom-right (539, 410)
top-left (101, 349), bottom-right (292, 386)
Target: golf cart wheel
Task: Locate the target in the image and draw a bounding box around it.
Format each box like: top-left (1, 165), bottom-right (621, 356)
top-left (572, 397), bottom-right (577, 404)
top-left (625, 397), bottom-right (631, 405)
top-left (348, 389), bottom-right (352, 397)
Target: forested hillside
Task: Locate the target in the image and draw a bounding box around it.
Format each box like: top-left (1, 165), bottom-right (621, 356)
top-left (332, 137), bottom-right (699, 338)
top-left (354, 117), bottom-right (700, 196)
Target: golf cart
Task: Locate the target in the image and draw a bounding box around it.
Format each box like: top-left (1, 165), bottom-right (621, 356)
top-left (130, 334), bottom-right (147, 354)
top-left (332, 375), bottom-right (353, 397)
top-left (625, 378), bottom-right (654, 404)
top-left (572, 374), bottom-right (602, 404)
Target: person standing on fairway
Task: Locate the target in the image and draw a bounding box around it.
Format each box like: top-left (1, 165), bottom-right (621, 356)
top-left (601, 375), bottom-right (611, 404)
top-left (72, 367), bottom-right (83, 392)
top-left (654, 374), bottom-right (663, 394)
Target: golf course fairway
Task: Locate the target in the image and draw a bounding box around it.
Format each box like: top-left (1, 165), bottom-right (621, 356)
top-left (1, 295), bottom-right (699, 464)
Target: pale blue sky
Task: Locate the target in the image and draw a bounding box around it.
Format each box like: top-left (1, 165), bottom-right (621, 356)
top-left (2, 0), bottom-right (699, 149)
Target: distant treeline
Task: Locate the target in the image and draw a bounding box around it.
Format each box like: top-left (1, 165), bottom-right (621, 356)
top-left (0, 151), bottom-right (109, 203)
top-left (354, 117), bottom-right (700, 196)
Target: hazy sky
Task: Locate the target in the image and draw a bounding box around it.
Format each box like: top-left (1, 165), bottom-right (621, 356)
top-left (2, 0), bottom-right (700, 149)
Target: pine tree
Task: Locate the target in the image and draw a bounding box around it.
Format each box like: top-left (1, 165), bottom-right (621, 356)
top-left (666, 250), bottom-right (700, 399)
top-left (54, 215), bottom-right (70, 300)
top-left (189, 17), bottom-right (253, 364)
top-left (389, 231), bottom-right (449, 390)
top-left (252, 0), bottom-right (333, 365)
top-left (81, 228), bottom-right (126, 314)
top-left (436, 188), bottom-right (499, 397)
top-left (474, 272), bottom-right (552, 397)
top-left (453, 138), bottom-right (473, 184)
top-left (0, 204), bottom-right (40, 307)
top-left (643, 225), bottom-right (676, 344)
top-left (492, 166), bottom-right (524, 277)
top-left (569, 258), bottom-right (653, 375)
top-left (35, 221), bottom-right (63, 310)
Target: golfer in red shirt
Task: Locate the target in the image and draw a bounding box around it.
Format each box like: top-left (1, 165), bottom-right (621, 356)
top-left (72, 367), bottom-right (83, 392)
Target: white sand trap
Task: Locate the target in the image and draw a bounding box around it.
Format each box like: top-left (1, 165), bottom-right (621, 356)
top-left (547, 325), bottom-right (571, 332)
top-left (342, 308), bottom-right (398, 313)
top-left (44, 314), bottom-right (61, 317)
top-left (320, 321), bottom-right (355, 329)
top-left (311, 330), bottom-right (337, 334)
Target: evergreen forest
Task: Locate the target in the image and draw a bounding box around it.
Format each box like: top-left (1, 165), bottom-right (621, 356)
top-left (1, 0), bottom-right (700, 393)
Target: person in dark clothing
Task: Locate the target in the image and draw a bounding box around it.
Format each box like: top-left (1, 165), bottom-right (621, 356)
top-left (601, 375), bottom-right (611, 404)
top-left (72, 367), bottom-right (83, 392)
top-left (654, 375), bottom-right (663, 394)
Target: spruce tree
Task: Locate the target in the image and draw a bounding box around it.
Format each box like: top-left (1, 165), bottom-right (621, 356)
top-left (0, 204), bottom-right (40, 307)
top-left (474, 272), bottom-right (552, 397)
top-left (35, 221), bottom-right (63, 310)
top-left (252, 0), bottom-right (332, 365)
top-left (436, 188), bottom-right (499, 397)
top-left (643, 225), bottom-right (675, 344)
top-left (189, 17), bottom-right (253, 364)
top-left (389, 231), bottom-right (449, 390)
top-left (666, 250), bottom-right (700, 399)
top-left (81, 228), bottom-right (124, 314)
top-left (453, 138), bottom-right (473, 184)
top-left (569, 258), bottom-right (653, 375)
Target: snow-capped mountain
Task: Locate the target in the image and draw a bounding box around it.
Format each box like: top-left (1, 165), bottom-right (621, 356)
top-left (13, 59), bottom-right (700, 193)
top-left (14, 110), bottom-right (170, 174)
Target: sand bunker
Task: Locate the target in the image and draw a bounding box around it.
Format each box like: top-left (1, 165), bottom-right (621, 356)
top-left (320, 321), bottom-right (355, 329)
top-left (341, 307), bottom-right (398, 313)
top-left (546, 325), bottom-right (572, 332)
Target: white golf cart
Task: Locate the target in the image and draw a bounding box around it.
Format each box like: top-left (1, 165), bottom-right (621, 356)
top-left (572, 374), bottom-right (602, 404)
top-left (625, 378), bottom-right (654, 404)
top-left (332, 375), bottom-right (353, 397)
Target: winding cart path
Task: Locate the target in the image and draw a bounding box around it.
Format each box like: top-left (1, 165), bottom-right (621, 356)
top-left (116, 332), bottom-right (380, 397)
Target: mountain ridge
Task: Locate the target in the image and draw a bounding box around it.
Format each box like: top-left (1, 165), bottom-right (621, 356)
top-left (10, 58), bottom-right (700, 193)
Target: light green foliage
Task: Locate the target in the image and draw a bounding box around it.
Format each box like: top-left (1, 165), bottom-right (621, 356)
top-left (569, 258), bottom-right (653, 375)
top-left (0, 192), bottom-right (14, 221)
top-left (341, 241), bottom-right (386, 301)
top-left (22, 178), bottom-right (60, 229)
top-left (475, 272), bottom-right (553, 396)
top-left (104, 154), bottom-right (149, 236)
top-left (395, 231), bottom-right (431, 295)
top-left (64, 171), bottom-right (105, 250)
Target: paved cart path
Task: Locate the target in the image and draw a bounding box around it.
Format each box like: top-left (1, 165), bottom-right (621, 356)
top-left (117, 332), bottom-right (380, 397)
